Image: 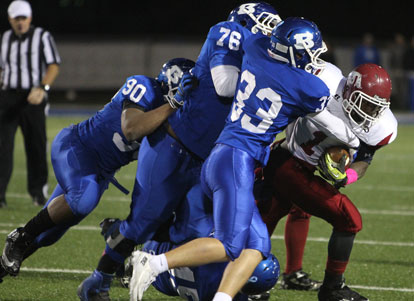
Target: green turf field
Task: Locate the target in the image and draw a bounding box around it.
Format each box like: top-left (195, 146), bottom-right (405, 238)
top-left (0, 115), bottom-right (413, 300)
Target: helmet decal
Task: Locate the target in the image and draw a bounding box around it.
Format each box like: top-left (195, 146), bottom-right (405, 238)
top-left (294, 32), bottom-right (315, 49)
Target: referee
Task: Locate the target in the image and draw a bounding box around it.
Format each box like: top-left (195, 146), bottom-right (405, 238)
top-left (0, 1), bottom-right (61, 208)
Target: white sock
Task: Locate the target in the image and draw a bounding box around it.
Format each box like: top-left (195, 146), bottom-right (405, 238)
top-left (212, 292), bottom-right (232, 301)
top-left (148, 254), bottom-right (168, 275)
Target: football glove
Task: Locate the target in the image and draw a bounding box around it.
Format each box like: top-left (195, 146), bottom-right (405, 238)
top-left (317, 152), bottom-right (348, 189)
top-left (168, 72), bottom-right (198, 109)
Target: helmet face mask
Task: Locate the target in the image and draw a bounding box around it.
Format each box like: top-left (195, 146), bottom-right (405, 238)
top-left (156, 58), bottom-right (195, 103)
top-left (342, 63), bottom-right (391, 130)
top-left (227, 2), bottom-right (282, 36)
top-left (268, 17), bottom-right (327, 74)
top-left (303, 41), bottom-right (327, 74)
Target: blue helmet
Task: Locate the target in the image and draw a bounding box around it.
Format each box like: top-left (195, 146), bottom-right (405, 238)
top-left (268, 17), bottom-right (327, 73)
top-left (241, 254), bottom-right (280, 295)
top-left (227, 2), bottom-right (282, 36)
top-left (156, 58), bottom-right (196, 101)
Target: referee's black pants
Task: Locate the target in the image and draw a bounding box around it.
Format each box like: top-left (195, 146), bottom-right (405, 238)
top-left (0, 90), bottom-right (48, 201)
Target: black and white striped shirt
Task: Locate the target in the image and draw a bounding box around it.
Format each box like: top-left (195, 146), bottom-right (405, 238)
top-left (0, 26), bottom-right (61, 90)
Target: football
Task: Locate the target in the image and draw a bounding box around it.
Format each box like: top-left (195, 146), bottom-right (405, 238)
top-left (326, 146), bottom-right (351, 169)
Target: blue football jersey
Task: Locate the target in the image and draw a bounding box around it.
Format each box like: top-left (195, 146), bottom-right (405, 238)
top-left (76, 75), bottom-right (164, 172)
top-left (144, 240), bottom-right (247, 301)
top-left (217, 35), bottom-right (331, 165)
top-left (168, 21), bottom-right (252, 160)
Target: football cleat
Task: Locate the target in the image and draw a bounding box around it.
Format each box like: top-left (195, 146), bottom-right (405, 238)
top-left (77, 269), bottom-right (113, 301)
top-left (280, 269), bottom-right (322, 291)
top-left (129, 250), bottom-right (157, 301)
top-left (318, 281), bottom-right (368, 301)
top-left (248, 290), bottom-right (270, 300)
top-left (1, 227), bottom-right (34, 276)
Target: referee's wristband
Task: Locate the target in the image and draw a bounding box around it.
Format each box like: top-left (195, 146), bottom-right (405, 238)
top-left (40, 84), bottom-right (50, 92)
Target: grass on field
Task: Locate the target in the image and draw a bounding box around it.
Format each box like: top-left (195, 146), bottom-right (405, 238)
top-left (0, 115), bottom-right (413, 301)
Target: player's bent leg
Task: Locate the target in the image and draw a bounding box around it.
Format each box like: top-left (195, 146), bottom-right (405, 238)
top-left (79, 219), bottom-right (136, 298)
top-left (119, 133), bottom-right (199, 245)
top-left (281, 207), bottom-right (321, 291)
top-left (0, 186), bottom-right (66, 277)
top-left (30, 178), bottom-right (104, 250)
top-left (79, 227), bottom-right (134, 301)
top-left (217, 248), bottom-right (263, 299)
top-left (202, 144), bottom-right (256, 260)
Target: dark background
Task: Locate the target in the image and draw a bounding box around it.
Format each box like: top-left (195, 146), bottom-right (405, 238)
top-left (0, 0), bottom-right (412, 41)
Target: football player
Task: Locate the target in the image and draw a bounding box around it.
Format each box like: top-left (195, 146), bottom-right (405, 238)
top-left (0, 58), bottom-right (196, 284)
top-left (78, 3), bottom-right (282, 300)
top-left (136, 242), bottom-right (280, 301)
top-left (256, 63), bottom-right (397, 301)
top-left (129, 17), bottom-right (361, 301)
top-left (96, 182), bottom-right (280, 301)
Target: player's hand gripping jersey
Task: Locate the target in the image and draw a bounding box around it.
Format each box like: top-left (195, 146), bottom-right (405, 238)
top-left (168, 21), bottom-right (252, 160)
top-left (75, 75), bottom-right (164, 171)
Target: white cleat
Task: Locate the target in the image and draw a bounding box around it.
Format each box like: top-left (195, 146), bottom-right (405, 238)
top-left (129, 250), bottom-right (157, 301)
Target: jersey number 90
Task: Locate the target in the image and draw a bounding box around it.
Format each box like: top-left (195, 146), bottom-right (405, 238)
top-left (122, 78), bottom-right (147, 103)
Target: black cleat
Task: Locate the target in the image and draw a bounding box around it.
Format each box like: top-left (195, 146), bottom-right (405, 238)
top-left (248, 290), bottom-right (270, 300)
top-left (318, 281), bottom-right (369, 301)
top-left (1, 228), bottom-right (34, 276)
top-left (280, 269), bottom-right (322, 291)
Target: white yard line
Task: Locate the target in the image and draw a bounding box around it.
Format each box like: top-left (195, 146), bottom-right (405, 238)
top-left (1, 225), bottom-right (412, 247)
top-left (16, 267), bottom-right (414, 293)
top-left (270, 235), bottom-right (414, 247)
top-left (358, 209), bottom-right (414, 216)
top-left (20, 267), bottom-right (91, 274)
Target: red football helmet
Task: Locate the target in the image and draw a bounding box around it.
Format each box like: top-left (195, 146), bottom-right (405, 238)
top-left (342, 63), bottom-right (392, 130)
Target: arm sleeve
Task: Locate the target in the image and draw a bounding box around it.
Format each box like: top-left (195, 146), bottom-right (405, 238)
top-left (308, 109), bottom-right (360, 149)
top-left (210, 64), bottom-right (240, 97)
top-left (354, 141), bottom-right (377, 164)
top-left (41, 31), bottom-right (61, 65)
